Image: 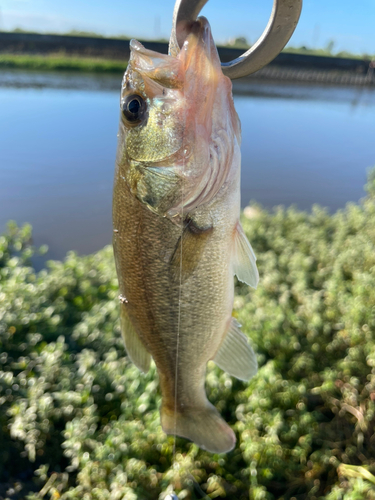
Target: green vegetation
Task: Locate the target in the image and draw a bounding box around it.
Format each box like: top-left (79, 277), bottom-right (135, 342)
top-left (7, 27), bottom-right (167, 43)
top-left (0, 54), bottom-right (127, 73)
top-left (3, 28), bottom-right (374, 69)
top-left (0, 47), bottom-right (371, 76)
top-left (223, 38), bottom-right (374, 60)
top-left (1, 171), bottom-right (375, 499)
top-left (64, 30), bottom-right (105, 38)
top-left (8, 28), bottom-right (106, 38)
top-left (225, 37), bottom-right (251, 50)
top-left (283, 46), bottom-right (374, 60)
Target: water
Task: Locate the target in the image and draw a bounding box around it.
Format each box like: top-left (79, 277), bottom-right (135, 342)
top-left (0, 69), bottom-right (374, 261)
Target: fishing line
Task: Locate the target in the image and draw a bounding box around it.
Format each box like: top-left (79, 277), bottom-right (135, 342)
top-left (172, 207), bottom-right (183, 463)
top-left (172, 107), bottom-right (186, 466)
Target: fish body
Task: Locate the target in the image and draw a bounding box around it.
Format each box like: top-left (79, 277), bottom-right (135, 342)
top-left (113, 18), bottom-right (258, 453)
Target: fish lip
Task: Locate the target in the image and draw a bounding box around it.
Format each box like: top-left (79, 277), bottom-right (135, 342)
top-left (175, 16), bottom-right (211, 48)
top-left (179, 16), bottom-right (216, 60)
top-left (129, 39), bottom-right (144, 52)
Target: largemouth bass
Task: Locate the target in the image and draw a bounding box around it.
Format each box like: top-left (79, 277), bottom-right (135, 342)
top-left (113, 17), bottom-right (259, 454)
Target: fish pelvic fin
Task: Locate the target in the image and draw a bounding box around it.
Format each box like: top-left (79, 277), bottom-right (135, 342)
top-left (120, 303), bottom-right (151, 373)
top-left (213, 317), bottom-right (258, 381)
top-left (233, 222), bottom-right (259, 288)
top-left (161, 401), bottom-right (236, 454)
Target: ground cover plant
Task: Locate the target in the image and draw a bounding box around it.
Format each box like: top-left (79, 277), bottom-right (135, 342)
top-left (1, 171), bottom-right (375, 499)
top-left (0, 54), bottom-right (127, 73)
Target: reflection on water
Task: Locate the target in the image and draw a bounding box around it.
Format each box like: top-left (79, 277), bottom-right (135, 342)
top-left (0, 69), bottom-right (374, 261)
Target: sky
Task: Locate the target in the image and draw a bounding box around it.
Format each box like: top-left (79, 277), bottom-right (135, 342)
top-left (0, 0), bottom-right (374, 55)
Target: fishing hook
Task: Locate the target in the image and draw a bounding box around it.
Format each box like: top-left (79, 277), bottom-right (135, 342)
top-left (169, 0), bottom-right (302, 80)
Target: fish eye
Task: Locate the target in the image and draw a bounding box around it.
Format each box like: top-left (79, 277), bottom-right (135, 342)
top-left (122, 94), bottom-right (147, 125)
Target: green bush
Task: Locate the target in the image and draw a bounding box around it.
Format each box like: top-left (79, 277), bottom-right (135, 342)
top-left (1, 171), bottom-right (375, 499)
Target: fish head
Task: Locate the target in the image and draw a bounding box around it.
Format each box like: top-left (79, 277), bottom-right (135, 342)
top-left (117, 17), bottom-right (241, 217)
top-left (119, 38), bottom-right (185, 165)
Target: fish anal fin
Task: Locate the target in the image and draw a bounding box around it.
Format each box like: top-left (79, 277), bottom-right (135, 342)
top-left (120, 303), bottom-right (151, 373)
top-left (233, 222), bottom-right (259, 288)
top-left (213, 317), bottom-right (257, 381)
top-left (161, 401), bottom-right (235, 453)
top-left (170, 219), bottom-right (213, 282)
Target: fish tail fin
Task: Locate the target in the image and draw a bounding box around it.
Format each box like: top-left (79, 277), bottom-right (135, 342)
top-left (161, 402), bottom-right (236, 454)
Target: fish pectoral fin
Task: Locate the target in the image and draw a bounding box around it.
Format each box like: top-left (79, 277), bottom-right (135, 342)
top-left (233, 222), bottom-right (259, 288)
top-left (213, 318), bottom-right (258, 381)
top-left (120, 304), bottom-right (151, 373)
top-left (170, 219), bottom-right (213, 282)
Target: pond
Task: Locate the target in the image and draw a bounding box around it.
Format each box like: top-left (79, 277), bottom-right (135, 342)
top-left (0, 69), bottom-right (374, 261)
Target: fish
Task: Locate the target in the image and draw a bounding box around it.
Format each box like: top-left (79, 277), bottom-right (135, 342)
top-left (112, 16), bottom-right (259, 454)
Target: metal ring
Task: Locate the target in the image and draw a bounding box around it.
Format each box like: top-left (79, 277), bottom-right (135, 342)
top-left (169, 0), bottom-right (302, 80)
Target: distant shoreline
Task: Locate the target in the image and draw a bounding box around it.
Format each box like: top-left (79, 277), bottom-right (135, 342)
top-left (0, 32), bottom-right (374, 85)
top-left (0, 53), bottom-right (127, 73)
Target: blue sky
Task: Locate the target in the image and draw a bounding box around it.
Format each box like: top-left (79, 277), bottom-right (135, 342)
top-left (1, 0), bottom-right (374, 55)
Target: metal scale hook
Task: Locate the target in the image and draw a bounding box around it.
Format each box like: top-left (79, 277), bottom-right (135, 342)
top-left (169, 0), bottom-right (303, 79)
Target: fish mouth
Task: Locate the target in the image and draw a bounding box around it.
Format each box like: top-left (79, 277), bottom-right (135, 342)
top-left (126, 16), bottom-right (221, 91)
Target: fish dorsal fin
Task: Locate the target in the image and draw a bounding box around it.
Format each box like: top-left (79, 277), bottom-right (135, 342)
top-left (213, 318), bottom-right (258, 381)
top-left (120, 304), bottom-right (151, 373)
top-left (233, 222), bottom-right (259, 288)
